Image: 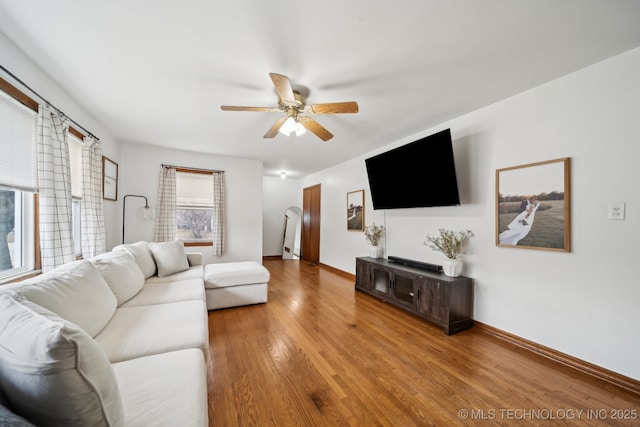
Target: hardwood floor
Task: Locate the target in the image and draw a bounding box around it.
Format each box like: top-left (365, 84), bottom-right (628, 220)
top-left (206, 260), bottom-right (640, 426)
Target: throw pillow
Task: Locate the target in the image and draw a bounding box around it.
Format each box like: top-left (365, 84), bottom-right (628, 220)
top-left (0, 294), bottom-right (125, 427)
top-left (148, 240), bottom-right (190, 277)
top-left (91, 251), bottom-right (146, 306)
top-left (5, 260), bottom-right (117, 338)
top-left (113, 241), bottom-right (157, 278)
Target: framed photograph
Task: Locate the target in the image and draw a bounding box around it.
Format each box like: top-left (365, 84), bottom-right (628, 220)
top-left (347, 190), bottom-right (364, 231)
top-left (102, 156), bottom-right (118, 201)
top-left (496, 157), bottom-right (570, 252)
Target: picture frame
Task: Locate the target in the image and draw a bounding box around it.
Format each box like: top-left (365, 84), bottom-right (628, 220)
top-left (496, 157), bottom-right (571, 252)
top-left (102, 156), bottom-right (118, 201)
top-left (347, 189), bottom-right (365, 231)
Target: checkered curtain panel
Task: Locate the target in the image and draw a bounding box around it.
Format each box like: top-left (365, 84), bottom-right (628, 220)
top-left (212, 172), bottom-right (226, 256)
top-left (153, 166), bottom-right (176, 242)
top-left (80, 136), bottom-right (106, 257)
top-left (37, 106), bottom-right (75, 272)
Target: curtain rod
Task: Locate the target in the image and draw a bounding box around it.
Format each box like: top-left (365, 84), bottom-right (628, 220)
top-left (162, 164), bottom-right (225, 174)
top-left (0, 64), bottom-right (100, 141)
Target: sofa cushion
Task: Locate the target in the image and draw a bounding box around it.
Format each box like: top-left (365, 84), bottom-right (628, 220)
top-left (148, 240), bottom-right (190, 277)
top-left (204, 261), bottom-right (270, 289)
top-left (17, 260), bottom-right (85, 285)
top-left (5, 260), bottom-right (117, 337)
top-left (186, 252), bottom-right (203, 266)
top-left (92, 251), bottom-right (145, 306)
top-left (120, 279), bottom-right (205, 308)
top-left (112, 349), bottom-right (208, 427)
top-left (94, 300), bottom-right (208, 363)
top-left (113, 241), bottom-right (157, 279)
top-left (144, 264), bottom-right (204, 284)
top-left (0, 294), bottom-right (124, 427)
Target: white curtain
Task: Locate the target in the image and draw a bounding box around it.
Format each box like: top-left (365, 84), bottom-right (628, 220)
top-left (212, 172), bottom-right (226, 256)
top-left (153, 166), bottom-right (176, 242)
top-left (80, 136), bottom-right (106, 257)
top-left (37, 105), bottom-right (75, 272)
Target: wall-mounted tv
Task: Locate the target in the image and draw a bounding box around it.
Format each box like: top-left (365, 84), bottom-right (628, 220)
top-left (365, 129), bottom-right (460, 210)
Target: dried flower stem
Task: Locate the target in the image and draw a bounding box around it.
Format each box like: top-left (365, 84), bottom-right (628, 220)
top-left (364, 223), bottom-right (384, 246)
top-left (424, 228), bottom-right (474, 259)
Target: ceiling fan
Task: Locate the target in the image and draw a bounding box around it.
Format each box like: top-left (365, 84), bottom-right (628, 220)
top-left (220, 73), bottom-right (358, 142)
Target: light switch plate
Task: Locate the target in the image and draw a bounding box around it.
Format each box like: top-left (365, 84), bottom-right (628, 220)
top-left (608, 203), bottom-right (625, 220)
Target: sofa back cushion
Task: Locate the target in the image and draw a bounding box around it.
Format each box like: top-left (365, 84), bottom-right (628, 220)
top-left (113, 241), bottom-right (157, 278)
top-left (148, 240), bottom-right (190, 277)
top-left (0, 294), bottom-right (124, 427)
top-left (4, 260), bottom-right (117, 337)
top-left (92, 251), bottom-right (145, 306)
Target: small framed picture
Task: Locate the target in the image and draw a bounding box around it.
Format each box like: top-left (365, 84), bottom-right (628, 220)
top-left (496, 157), bottom-right (571, 252)
top-left (102, 156), bottom-right (118, 201)
top-left (347, 190), bottom-right (364, 231)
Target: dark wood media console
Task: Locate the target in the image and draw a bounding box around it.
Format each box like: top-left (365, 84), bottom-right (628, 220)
top-left (355, 257), bottom-right (474, 335)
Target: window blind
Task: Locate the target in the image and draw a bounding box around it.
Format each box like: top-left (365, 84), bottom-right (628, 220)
top-left (0, 92), bottom-right (37, 191)
top-left (176, 171), bottom-right (213, 207)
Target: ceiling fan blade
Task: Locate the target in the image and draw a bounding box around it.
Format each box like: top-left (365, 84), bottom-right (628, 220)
top-left (307, 101), bottom-right (359, 114)
top-left (221, 106), bottom-right (280, 112)
top-left (269, 73), bottom-right (296, 103)
top-left (263, 117), bottom-right (288, 138)
top-left (299, 116), bottom-right (334, 141)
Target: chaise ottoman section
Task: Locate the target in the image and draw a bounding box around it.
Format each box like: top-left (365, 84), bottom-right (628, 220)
top-left (204, 261), bottom-right (269, 310)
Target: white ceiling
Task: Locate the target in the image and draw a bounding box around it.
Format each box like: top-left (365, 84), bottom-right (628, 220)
top-left (1, 1), bottom-right (640, 179)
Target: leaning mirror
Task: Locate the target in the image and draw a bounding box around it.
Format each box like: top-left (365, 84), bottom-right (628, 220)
top-left (282, 206), bottom-right (302, 259)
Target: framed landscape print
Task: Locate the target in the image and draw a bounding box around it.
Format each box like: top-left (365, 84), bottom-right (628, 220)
top-left (347, 190), bottom-right (364, 231)
top-left (102, 156), bottom-right (118, 201)
top-left (496, 157), bottom-right (571, 252)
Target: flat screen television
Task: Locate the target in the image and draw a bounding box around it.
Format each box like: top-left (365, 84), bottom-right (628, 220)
top-left (365, 129), bottom-right (460, 210)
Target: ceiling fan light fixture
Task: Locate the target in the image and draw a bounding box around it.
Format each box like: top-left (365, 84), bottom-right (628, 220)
top-left (294, 121), bottom-right (307, 136)
top-left (279, 117), bottom-right (296, 136)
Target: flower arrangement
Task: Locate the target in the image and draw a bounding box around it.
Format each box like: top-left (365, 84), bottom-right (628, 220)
top-left (364, 223), bottom-right (385, 246)
top-left (424, 228), bottom-right (474, 259)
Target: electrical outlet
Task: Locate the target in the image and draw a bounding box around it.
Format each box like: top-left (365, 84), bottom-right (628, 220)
top-left (607, 203), bottom-right (625, 220)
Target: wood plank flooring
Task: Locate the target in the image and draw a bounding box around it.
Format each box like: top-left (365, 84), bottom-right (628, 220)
top-left (206, 260), bottom-right (640, 426)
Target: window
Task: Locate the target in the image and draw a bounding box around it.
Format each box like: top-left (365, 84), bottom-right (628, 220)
top-left (68, 132), bottom-right (83, 258)
top-left (176, 170), bottom-right (214, 245)
top-left (0, 83), bottom-right (38, 280)
top-left (0, 190), bottom-right (36, 280)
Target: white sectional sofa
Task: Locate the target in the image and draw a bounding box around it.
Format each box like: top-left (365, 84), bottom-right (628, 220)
top-left (0, 240), bottom-right (209, 427)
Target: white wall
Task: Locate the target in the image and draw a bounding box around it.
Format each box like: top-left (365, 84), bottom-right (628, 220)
top-left (301, 47), bottom-right (640, 380)
top-left (119, 143), bottom-right (263, 264)
top-left (0, 31), bottom-right (122, 250)
top-left (262, 176), bottom-right (302, 256)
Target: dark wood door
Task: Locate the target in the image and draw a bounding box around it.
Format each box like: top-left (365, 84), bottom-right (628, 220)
top-left (302, 184), bottom-right (321, 264)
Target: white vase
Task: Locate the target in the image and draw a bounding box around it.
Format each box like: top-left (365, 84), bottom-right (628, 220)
top-left (442, 258), bottom-right (463, 277)
top-left (369, 246), bottom-right (381, 259)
